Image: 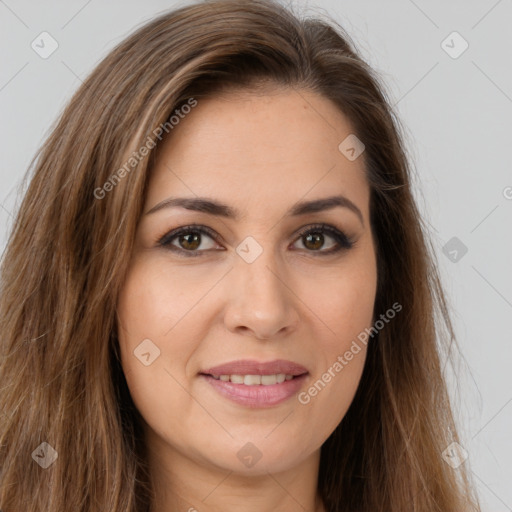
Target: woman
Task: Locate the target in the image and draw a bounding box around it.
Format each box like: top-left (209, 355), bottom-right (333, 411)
top-left (0, 0), bottom-right (481, 510)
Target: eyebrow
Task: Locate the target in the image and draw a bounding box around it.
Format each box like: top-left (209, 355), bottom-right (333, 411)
top-left (145, 194), bottom-right (364, 226)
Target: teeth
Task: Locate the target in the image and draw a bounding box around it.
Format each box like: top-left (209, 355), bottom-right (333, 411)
top-left (244, 375), bottom-right (261, 385)
top-left (211, 373), bottom-right (296, 385)
top-left (261, 374), bottom-right (276, 385)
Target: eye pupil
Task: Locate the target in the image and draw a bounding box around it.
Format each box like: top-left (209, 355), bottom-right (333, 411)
top-left (180, 232), bottom-right (201, 250)
top-left (304, 232), bottom-right (323, 250)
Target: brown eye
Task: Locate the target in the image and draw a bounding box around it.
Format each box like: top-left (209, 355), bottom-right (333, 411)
top-left (293, 224), bottom-right (354, 254)
top-left (302, 232), bottom-right (328, 251)
top-left (158, 225), bottom-right (220, 256)
top-left (157, 223), bottom-right (354, 258)
top-left (178, 232), bottom-right (202, 251)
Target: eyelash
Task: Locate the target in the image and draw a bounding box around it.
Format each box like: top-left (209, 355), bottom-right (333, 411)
top-left (156, 223), bottom-right (355, 258)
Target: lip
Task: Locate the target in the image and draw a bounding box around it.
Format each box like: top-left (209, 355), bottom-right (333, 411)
top-left (199, 359), bottom-right (309, 408)
top-left (200, 359), bottom-right (309, 377)
top-left (201, 373), bottom-right (308, 408)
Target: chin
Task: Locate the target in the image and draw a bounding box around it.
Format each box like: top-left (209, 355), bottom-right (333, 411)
top-left (202, 437), bottom-right (317, 476)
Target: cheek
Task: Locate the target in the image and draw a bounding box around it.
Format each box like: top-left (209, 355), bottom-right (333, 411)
top-left (295, 253), bottom-right (377, 434)
top-left (306, 255), bottom-right (377, 352)
top-left (116, 254), bottom-right (211, 346)
top-left (115, 259), bottom-right (196, 425)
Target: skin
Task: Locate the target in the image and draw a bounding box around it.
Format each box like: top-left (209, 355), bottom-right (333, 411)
top-left (116, 85), bottom-right (378, 512)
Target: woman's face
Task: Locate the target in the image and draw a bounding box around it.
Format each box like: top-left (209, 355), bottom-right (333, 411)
top-left (116, 86), bottom-right (378, 477)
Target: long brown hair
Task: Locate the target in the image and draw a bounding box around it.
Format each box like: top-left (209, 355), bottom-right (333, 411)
top-left (0, 0), bottom-right (480, 510)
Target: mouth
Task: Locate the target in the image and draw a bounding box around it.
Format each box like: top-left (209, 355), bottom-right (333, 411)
top-left (200, 358), bottom-right (309, 379)
top-left (202, 373), bottom-right (302, 385)
top-left (199, 359), bottom-right (309, 407)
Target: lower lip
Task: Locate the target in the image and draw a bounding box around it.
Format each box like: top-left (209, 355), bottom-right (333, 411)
top-left (201, 374), bottom-right (308, 408)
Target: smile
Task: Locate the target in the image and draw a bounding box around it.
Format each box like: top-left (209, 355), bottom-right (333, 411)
top-left (209, 373), bottom-right (295, 385)
top-left (200, 373), bottom-right (308, 408)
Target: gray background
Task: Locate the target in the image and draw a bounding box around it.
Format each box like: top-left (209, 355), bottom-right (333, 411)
top-left (1, 0), bottom-right (511, 509)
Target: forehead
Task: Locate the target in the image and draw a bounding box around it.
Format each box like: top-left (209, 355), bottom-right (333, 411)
top-left (146, 87), bottom-right (370, 220)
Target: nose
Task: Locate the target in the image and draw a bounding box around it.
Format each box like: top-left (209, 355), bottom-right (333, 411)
top-left (222, 245), bottom-right (300, 340)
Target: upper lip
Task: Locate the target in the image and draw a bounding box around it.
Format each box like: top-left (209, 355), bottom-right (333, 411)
top-left (201, 359), bottom-right (309, 376)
